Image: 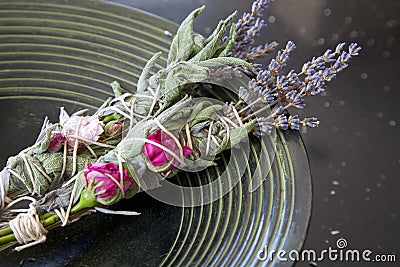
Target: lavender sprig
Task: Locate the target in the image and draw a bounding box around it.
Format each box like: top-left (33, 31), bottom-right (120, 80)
top-left (230, 0), bottom-right (276, 62)
top-left (235, 42), bottom-right (361, 134)
top-left (226, 0), bottom-right (361, 135)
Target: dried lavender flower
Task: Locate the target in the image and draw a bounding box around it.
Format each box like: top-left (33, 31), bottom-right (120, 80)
top-left (252, 117), bottom-right (274, 136)
top-left (230, 0), bottom-right (276, 63)
top-left (288, 115), bottom-right (300, 130)
top-left (231, 1), bottom-right (362, 131)
top-left (274, 114), bottom-right (289, 130)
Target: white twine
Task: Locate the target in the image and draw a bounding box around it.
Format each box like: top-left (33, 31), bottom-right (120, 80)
top-left (83, 142), bottom-right (98, 159)
top-left (32, 162), bottom-right (52, 183)
top-left (66, 135), bottom-right (116, 149)
top-left (130, 138), bottom-right (185, 165)
top-left (147, 84), bottom-right (160, 117)
top-left (94, 207), bottom-right (140, 216)
top-left (222, 116), bottom-right (239, 128)
top-left (211, 135), bottom-right (220, 147)
top-left (0, 171), bottom-right (6, 210)
top-left (102, 106), bottom-right (131, 120)
top-left (71, 117), bottom-right (83, 177)
top-left (154, 118), bottom-right (184, 159)
top-left (59, 140), bottom-right (68, 181)
top-left (116, 152), bottom-right (126, 199)
top-left (129, 96), bottom-right (137, 129)
top-left (231, 105), bottom-right (244, 126)
top-left (19, 153), bottom-right (35, 196)
top-left (54, 208), bottom-right (68, 225)
top-left (185, 123), bottom-right (193, 150)
top-left (205, 121), bottom-right (214, 156)
top-left (61, 177), bottom-right (78, 227)
top-left (8, 200), bottom-right (48, 252)
top-left (219, 117), bottom-right (231, 143)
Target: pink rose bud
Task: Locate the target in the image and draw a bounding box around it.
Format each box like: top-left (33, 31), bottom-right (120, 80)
top-left (104, 121), bottom-right (123, 137)
top-left (48, 132), bottom-right (66, 152)
top-left (142, 130), bottom-right (192, 172)
top-left (82, 162), bottom-right (133, 205)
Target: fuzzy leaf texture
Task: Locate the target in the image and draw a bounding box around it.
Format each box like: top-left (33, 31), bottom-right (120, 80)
top-left (167, 6), bottom-right (205, 66)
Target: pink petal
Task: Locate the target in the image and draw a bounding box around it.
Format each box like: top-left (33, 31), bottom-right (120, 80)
top-left (150, 152), bottom-right (169, 166)
top-left (183, 146), bottom-right (193, 157)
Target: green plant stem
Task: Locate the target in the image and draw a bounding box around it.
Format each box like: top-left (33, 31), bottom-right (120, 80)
top-left (0, 190), bottom-right (97, 246)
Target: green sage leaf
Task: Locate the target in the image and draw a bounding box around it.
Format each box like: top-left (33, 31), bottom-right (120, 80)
top-left (190, 11), bottom-right (237, 62)
top-left (167, 6), bottom-right (205, 66)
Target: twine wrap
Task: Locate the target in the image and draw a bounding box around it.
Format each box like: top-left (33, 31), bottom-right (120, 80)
top-left (9, 201), bottom-right (48, 251)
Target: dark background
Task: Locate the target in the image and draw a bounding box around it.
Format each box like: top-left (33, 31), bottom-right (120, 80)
top-left (110, 0), bottom-right (400, 266)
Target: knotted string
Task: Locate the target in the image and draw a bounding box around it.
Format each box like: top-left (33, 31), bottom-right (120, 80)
top-left (8, 199), bottom-right (48, 252)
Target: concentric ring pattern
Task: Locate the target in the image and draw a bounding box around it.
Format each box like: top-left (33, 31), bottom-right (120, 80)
top-left (0, 1), bottom-right (312, 266)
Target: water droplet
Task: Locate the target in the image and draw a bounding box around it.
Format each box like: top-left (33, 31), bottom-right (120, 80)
top-left (350, 30), bottom-right (358, 38)
top-left (330, 229), bottom-right (340, 235)
top-left (344, 16), bottom-right (353, 24)
top-left (383, 51), bottom-right (390, 58)
top-left (324, 240), bottom-right (330, 244)
top-left (323, 8), bottom-right (331, 16)
top-left (367, 38), bottom-right (375, 46)
top-left (338, 100), bottom-right (345, 106)
top-left (164, 30), bottom-right (172, 37)
top-left (385, 19), bottom-right (397, 29)
top-left (332, 180), bottom-right (340, 186)
top-left (268, 16), bottom-right (276, 23)
top-left (355, 131), bottom-right (362, 136)
top-left (204, 27), bottom-right (211, 34)
top-left (330, 190), bottom-right (336, 195)
top-left (391, 213), bottom-right (396, 218)
top-left (387, 35), bottom-right (395, 45)
top-left (323, 101), bottom-right (330, 108)
top-left (332, 126), bottom-right (339, 132)
top-left (376, 182), bottom-right (382, 188)
top-left (361, 73), bottom-right (368, 79)
top-left (317, 37), bottom-right (325, 45)
top-left (365, 188), bottom-right (371, 193)
top-left (389, 120), bottom-right (396, 127)
top-left (376, 112), bottom-right (383, 118)
top-left (332, 34), bottom-right (339, 41)
top-left (382, 85), bottom-right (390, 92)
top-left (381, 174), bottom-right (386, 179)
top-left (341, 162), bottom-right (346, 167)
top-left (365, 197), bottom-right (370, 201)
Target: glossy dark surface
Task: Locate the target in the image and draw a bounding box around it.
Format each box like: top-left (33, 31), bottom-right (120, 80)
top-left (0, 1), bottom-right (313, 266)
top-left (112, 0), bottom-right (400, 266)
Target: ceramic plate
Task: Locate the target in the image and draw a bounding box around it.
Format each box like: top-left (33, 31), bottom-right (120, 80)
top-left (0, 1), bottom-right (312, 266)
